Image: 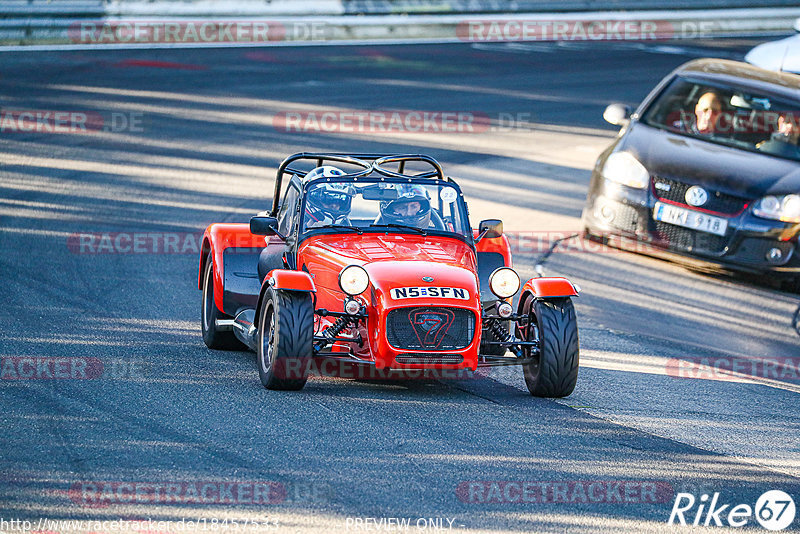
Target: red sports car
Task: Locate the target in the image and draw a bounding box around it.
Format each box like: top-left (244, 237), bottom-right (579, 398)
top-left (199, 153), bottom-right (580, 397)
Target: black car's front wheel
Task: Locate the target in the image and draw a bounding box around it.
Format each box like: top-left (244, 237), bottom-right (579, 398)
top-left (257, 287), bottom-right (313, 390)
top-left (519, 296), bottom-right (579, 398)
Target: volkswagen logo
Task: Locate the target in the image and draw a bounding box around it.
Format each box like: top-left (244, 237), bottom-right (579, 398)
top-left (685, 186), bottom-right (709, 207)
top-left (422, 276), bottom-right (434, 282)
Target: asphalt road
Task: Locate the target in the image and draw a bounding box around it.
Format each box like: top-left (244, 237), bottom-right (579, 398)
top-left (1, 38), bottom-right (800, 533)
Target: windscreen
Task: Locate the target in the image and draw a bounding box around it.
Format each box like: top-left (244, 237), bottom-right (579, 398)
top-left (302, 180), bottom-right (471, 237)
top-left (641, 76), bottom-right (800, 162)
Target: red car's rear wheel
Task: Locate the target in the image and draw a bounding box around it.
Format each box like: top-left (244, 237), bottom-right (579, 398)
top-left (201, 252), bottom-right (244, 350)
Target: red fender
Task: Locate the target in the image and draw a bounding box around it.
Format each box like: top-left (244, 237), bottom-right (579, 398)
top-left (266, 269), bottom-right (316, 292)
top-left (198, 223), bottom-right (266, 314)
top-left (521, 277), bottom-right (579, 299)
top-left (254, 270), bottom-right (316, 327)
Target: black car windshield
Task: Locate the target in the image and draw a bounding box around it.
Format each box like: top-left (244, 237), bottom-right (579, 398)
top-left (641, 76), bottom-right (800, 162)
top-left (301, 180), bottom-right (472, 237)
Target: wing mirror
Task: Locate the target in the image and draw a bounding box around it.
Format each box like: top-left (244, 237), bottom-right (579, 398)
top-left (250, 215), bottom-right (279, 236)
top-left (477, 219), bottom-right (503, 242)
top-left (603, 103), bottom-right (632, 127)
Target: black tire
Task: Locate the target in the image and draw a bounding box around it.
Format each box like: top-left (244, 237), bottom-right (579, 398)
top-left (519, 296), bottom-right (579, 397)
top-left (257, 287), bottom-right (313, 390)
top-left (201, 252), bottom-right (245, 350)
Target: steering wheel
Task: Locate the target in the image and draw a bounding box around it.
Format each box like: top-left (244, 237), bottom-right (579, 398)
top-left (429, 209), bottom-right (446, 230)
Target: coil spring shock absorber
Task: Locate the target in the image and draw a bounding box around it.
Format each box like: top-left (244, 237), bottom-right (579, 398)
top-left (488, 319), bottom-right (524, 358)
top-left (323, 315), bottom-right (350, 341)
top-left (488, 319), bottom-right (513, 343)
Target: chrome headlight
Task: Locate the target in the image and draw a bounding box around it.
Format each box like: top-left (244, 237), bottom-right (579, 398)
top-left (489, 267), bottom-right (520, 299)
top-left (753, 194), bottom-right (800, 223)
top-left (338, 265), bottom-right (369, 296)
top-left (601, 151), bottom-right (649, 189)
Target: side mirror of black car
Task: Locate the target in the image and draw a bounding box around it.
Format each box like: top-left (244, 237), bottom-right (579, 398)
top-left (478, 219), bottom-right (503, 241)
top-left (603, 103), bottom-right (632, 127)
top-left (250, 215), bottom-right (279, 236)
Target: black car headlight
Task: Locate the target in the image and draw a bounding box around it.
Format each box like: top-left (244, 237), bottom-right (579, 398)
top-left (753, 194), bottom-right (800, 223)
top-left (601, 152), bottom-right (649, 189)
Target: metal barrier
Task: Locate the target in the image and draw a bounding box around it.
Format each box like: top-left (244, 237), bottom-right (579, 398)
top-left (1, 0), bottom-right (799, 46)
top-left (342, 0), bottom-right (800, 14)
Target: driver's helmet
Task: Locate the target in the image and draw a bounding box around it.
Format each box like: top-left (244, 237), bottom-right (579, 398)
top-left (305, 166), bottom-right (355, 222)
top-left (380, 184), bottom-right (432, 227)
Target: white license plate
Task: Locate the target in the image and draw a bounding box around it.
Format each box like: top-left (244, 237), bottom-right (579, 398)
top-left (653, 202), bottom-right (728, 236)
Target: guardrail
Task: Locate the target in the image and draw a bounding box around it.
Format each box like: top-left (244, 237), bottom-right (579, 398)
top-left (1, 1), bottom-right (799, 46)
top-left (341, 0), bottom-right (800, 14)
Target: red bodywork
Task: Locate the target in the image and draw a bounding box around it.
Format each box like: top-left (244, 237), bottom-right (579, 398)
top-left (198, 224), bottom-right (264, 313)
top-left (299, 233), bottom-right (482, 370)
top-left (522, 277), bottom-right (579, 299)
top-left (200, 221), bottom-right (571, 371)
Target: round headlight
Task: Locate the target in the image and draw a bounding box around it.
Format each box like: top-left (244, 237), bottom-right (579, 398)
top-left (497, 301), bottom-right (513, 318)
top-left (338, 265), bottom-right (369, 296)
top-left (489, 267), bottom-right (520, 299)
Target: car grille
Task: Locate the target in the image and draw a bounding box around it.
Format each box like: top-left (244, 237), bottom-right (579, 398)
top-left (394, 354), bottom-right (464, 365)
top-left (653, 221), bottom-right (729, 254)
top-left (598, 199), bottom-right (640, 232)
top-left (652, 177), bottom-right (748, 215)
top-left (387, 307), bottom-right (475, 351)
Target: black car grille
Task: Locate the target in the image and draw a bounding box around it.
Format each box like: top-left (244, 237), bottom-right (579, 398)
top-left (653, 222), bottom-right (729, 254)
top-left (387, 307), bottom-right (475, 351)
top-left (652, 177), bottom-right (748, 215)
top-left (394, 354), bottom-right (464, 365)
top-left (601, 200), bottom-right (640, 232)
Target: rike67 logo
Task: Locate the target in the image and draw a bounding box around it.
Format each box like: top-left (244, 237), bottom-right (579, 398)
top-left (669, 490), bottom-right (796, 530)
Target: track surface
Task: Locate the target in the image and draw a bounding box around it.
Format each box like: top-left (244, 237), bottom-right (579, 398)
top-left (1, 38), bottom-right (800, 532)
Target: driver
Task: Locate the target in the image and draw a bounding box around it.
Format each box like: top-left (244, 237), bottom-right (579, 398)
top-left (379, 185), bottom-right (432, 228)
top-left (676, 91), bottom-right (723, 134)
top-left (304, 166), bottom-right (355, 229)
top-left (693, 91), bottom-right (723, 134)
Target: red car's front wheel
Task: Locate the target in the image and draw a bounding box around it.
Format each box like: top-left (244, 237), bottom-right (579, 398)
top-left (257, 287), bottom-right (314, 391)
top-left (519, 297), bottom-right (579, 398)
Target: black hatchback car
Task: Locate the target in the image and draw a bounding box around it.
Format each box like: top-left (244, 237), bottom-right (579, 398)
top-left (583, 59), bottom-right (800, 287)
